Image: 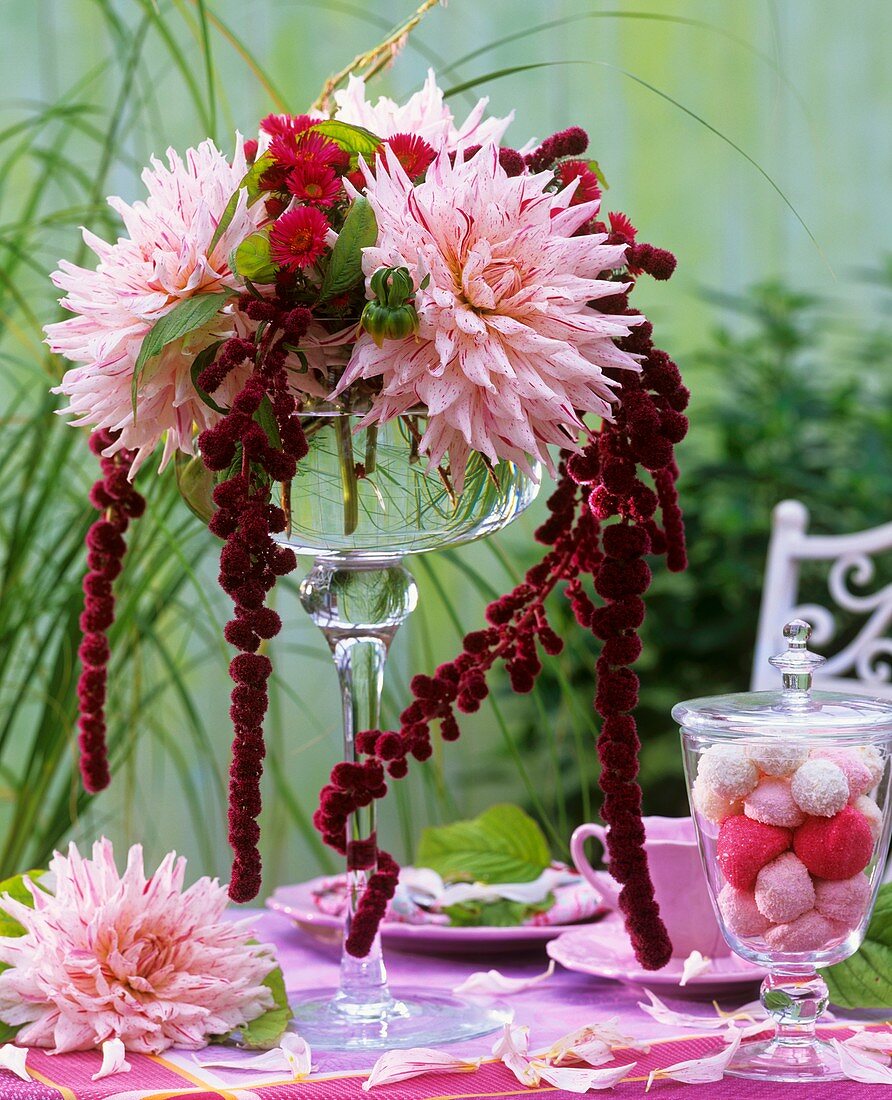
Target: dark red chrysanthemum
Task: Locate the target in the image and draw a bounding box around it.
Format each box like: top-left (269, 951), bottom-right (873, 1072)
top-left (287, 161), bottom-right (341, 207)
top-left (259, 113), bottom-right (315, 139)
top-left (383, 132), bottom-right (436, 179)
top-left (269, 207), bottom-right (330, 271)
top-left (558, 160), bottom-right (601, 205)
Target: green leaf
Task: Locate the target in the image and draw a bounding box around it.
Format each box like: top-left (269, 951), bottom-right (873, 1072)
top-left (821, 883), bottom-right (892, 1008)
top-left (208, 151), bottom-right (276, 255)
top-left (132, 293), bottom-right (231, 417)
top-left (587, 159), bottom-right (609, 190)
top-left (416, 803), bottom-right (552, 884)
top-left (309, 120), bottom-right (381, 159)
top-left (189, 341), bottom-right (227, 415)
top-left (240, 964), bottom-right (293, 1049)
top-left (231, 229), bottom-right (276, 284)
top-left (319, 197), bottom-right (377, 303)
top-left (442, 894), bottom-right (554, 928)
top-left (253, 394), bottom-right (281, 452)
top-left (0, 870), bottom-right (42, 939)
top-left (762, 990), bottom-right (794, 1012)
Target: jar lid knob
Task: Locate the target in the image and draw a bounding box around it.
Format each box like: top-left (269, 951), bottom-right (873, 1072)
top-left (768, 618), bottom-right (826, 698)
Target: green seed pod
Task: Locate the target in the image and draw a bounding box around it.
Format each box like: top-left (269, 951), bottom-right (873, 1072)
top-left (361, 300), bottom-right (419, 347)
top-left (361, 266), bottom-right (420, 346)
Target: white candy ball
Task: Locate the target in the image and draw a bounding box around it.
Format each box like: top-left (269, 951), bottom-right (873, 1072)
top-left (853, 795), bottom-right (883, 843)
top-left (697, 744), bottom-right (759, 801)
top-left (692, 773), bottom-right (740, 825)
top-left (745, 742), bottom-right (808, 777)
top-left (855, 745), bottom-right (884, 788)
top-left (790, 759), bottom-right (849, 818)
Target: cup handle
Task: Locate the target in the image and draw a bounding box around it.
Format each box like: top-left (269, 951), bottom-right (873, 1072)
top-left (571, 823), bottom-right (621, 909)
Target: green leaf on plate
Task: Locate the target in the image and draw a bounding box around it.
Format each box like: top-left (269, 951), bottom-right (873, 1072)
top-left (309, 119), bottom-right (381, 160)
top-left (318, 197), bottom-right (377, 303)
top-left (442, 894), bottom-right (554, 928)
top-left (821, 883), bottom-right (892, 1008)
top-left (240, 963), bottom-right (293, 1049)
top-left (132, 293), bottom-right (231, 417)
top-left (416, 803), bottom-right (551, 884)
top-left (231, 229), bottom-right (276, 284)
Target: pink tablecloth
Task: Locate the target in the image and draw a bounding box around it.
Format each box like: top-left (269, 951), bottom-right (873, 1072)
top-left (9, 909), bottom-right (891, 1099)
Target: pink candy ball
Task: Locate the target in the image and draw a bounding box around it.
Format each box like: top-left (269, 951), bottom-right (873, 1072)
top-left (813, 874), bottom-right (871, 929)
top-left (763, 910), bottom-right (846, 953)
top-left (794, 805), bottom-right (874, 881)
top-left (812, 750), bottom-right (874, 801)
top-left (744, 777), bottom-right (805, 829)
top-left (716, 815), bottom-right (792, 890)
top-left (717, 884), bottom-right (770, 938)
top-left (755, 852), bottom-right (815, 924)
top-left (853, 795), bottom-right (883, 842)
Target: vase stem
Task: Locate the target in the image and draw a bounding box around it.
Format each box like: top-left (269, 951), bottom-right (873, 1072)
top-left (299, 557), bottom-right (418, 1019)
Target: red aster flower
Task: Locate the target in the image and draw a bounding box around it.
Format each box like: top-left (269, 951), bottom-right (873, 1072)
top-left (608, 210), bottom-right (637, 244)
top-left (383, 133), bottom-right (436, 179)
top-left (287, 161), bottom-right (341, 207)
top-left (558, 160), bottom-right (601, 205)
top-left (270, 131), bottom-right (349, 175)
top-left (269, 206), bottom-right (330, 270)
top-left (260, 113), bottom-right (315, 139)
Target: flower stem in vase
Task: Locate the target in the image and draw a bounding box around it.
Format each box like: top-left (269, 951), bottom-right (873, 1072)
top-left (364, 424), bottom-right (378, 476)
top-left (335, 414), bottom-right (359, 537)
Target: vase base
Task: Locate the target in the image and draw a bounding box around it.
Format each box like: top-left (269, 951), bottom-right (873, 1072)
top-left (726, 1036), bottom-right (842, 1082)
top-left (288, 986), bottom-right (511, 1050)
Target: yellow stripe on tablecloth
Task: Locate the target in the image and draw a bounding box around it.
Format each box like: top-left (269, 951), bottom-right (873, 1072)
top-left (148, 1052), bottom-right (241, 1100)
top-left (24, 1067), bottom-right (77, 1100)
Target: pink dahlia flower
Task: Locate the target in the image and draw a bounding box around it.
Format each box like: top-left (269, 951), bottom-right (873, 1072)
top-left (46, 139), bottom-right (263, 473)
top-left (336, 146), bottom-right (644, 485)
top-left (332, 69), bottom-right (512, 150)
top-left (0, 840), bottom-right (276, 1054)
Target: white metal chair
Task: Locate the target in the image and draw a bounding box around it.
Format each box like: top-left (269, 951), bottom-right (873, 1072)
top-left (752, 500), bottom-right (892, 696)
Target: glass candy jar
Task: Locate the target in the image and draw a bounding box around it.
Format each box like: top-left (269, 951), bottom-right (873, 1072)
top-left (675, 620), bottom-right (892, 1082)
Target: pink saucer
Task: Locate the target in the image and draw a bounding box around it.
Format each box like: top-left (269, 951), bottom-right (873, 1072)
top-left (267, 877), bottom-right (607, 957)
top-left (547, 915), bottom-right (767, 995)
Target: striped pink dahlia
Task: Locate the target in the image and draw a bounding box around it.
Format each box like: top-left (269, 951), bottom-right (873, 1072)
top-left (336, 144), bottom-right (644, 486)
top-left (46, 139), bottom-right (262, 473)
top-left (0, 840), bottom-right (275, 1053)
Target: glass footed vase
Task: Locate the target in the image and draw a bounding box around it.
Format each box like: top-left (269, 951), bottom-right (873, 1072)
top-left (180, 405), bottom-right (539, 1050)
top-left (675, 620), bottom-right (892, 1082)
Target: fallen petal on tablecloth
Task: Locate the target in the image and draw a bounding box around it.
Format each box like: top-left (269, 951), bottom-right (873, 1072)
top-left (679, 951), bottom-right (711, 987)
top-left (0, 1043), bottom-right (31, 1082)
top-left (492, 1021), bottom-right (538, 1085)
top-left (453, 960), bottom-right (554, 995)
top-left (91, 1038), bottom-right (131, 1081)
top-left (533, 1058), bottom-right (637, 1093)
top-left (361, 1046), bottom-right (480, 1090)
top-left (833, 1039), bottom-right (892, 1083)
top-left (546, 1019), bottom-right (651, 1066)
top-left (638, 988), bottom-right (762, 1030)
top-left (197, 1033), bottom-right (312, 1078)
top-left (844, 1029), bottom-right (892, 1061)
top-left (646, 1029), bottom-right (741, 1090)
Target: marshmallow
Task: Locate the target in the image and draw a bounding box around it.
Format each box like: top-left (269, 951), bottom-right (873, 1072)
top-left (754, 852), bottom-right (815, 924)
top-left (717, 884), bottom-right (771, 938)
top-left (813, 873), bottom-right (871, 929)
top-left (697, 744), bottom-right (759, 801)
top-left (745, 742), bottom-right (808, 777)
top-left (744, 777), bottom-right (805, 828)
top-left (790, 759), bottom-right (849, 817)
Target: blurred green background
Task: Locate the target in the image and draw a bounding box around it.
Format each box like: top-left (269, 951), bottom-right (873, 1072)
top-left (0, 0), bottom-right (890, 887)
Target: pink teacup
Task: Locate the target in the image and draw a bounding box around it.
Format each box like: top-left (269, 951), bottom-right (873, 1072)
top-left (571, 815), bottom-right (730, 958)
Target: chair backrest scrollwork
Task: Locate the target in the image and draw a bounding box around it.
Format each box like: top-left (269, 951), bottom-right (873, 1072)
top-left (752, 500), bottom-right (892, 697)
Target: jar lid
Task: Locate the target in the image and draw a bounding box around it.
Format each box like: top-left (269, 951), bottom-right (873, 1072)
top-left (671, 619), bottom-right (892, 742)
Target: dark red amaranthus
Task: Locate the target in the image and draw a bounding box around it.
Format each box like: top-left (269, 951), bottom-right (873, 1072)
top-left (77, 430), bottom-right (145, 792)
top-left (196, 295), bottom-right (311, 901)
top-left (315, 236), bottom-right (689, 969)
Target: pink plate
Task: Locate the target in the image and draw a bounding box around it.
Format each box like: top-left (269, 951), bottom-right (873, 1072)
top-left (547, 915), bottom-right (768, 995)
top-left (267, 877), bottom-right (607, 956)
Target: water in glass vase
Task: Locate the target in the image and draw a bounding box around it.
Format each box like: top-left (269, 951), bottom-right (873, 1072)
top-left (179, 407), bottom-right (539, 1049)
